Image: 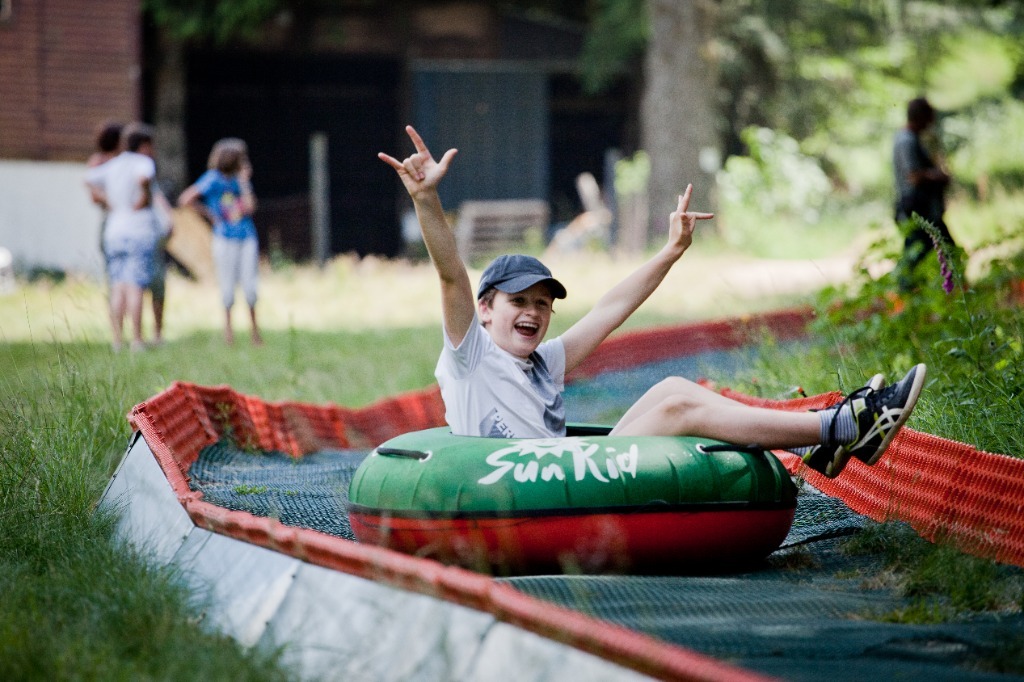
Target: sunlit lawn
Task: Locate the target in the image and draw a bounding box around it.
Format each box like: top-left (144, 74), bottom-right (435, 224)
top-left (4, 206), bottom-right (1024, 677)
top-left (0, 240), bottom-right (854, 679)
top-left (1, 246), bottom-right (851, 407)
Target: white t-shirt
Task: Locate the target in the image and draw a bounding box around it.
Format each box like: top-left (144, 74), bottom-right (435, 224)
top-left (436, 316), bottom-right (567, 438)
top-left (85, 151), bottom-right (157, 248)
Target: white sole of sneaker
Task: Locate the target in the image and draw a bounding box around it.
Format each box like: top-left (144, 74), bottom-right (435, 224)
top-left (862, 363), bottom-right (927, 466)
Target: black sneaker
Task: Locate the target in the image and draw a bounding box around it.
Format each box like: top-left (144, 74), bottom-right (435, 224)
top-left (801, 373), bottom-right (885, 478)
top-left (802, 440), bottom-right (847, 478)
top-left (849, 364), bottom-right (926, 465)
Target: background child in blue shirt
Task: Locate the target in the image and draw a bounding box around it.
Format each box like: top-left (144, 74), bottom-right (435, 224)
top-left (179, 137), bottom-right (263, 345)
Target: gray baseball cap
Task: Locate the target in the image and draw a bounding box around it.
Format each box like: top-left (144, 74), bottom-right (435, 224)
top-left (477, 254), bottom-right (567, 300)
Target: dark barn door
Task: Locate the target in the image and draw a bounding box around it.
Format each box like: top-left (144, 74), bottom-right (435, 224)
top-left (186, 52), bottom-right (400, 258)
top-left (410, 64), bottom-right (633, 234)
top-left (412, 67), bottom-right (549, 210)
top-left (547, 74), bottom-right (633, 225)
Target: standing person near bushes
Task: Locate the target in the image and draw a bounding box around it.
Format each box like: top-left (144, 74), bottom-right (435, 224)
top-left (178, 138), bottom-right (263, 346)
top-left (893, 96), bottom-right (958, 290)
top-left (85, 122), bottom-right (163, 352)
top-left (137, 144), bottom-right (175, 346)
top-left (86, 120), bottom-right (123, 277)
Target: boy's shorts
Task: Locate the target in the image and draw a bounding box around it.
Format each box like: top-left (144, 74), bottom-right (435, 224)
top-left (105, 234), bottom-right (155, 287)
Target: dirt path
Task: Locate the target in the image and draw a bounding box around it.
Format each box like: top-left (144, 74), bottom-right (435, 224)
top-left (702, 253), bottom-right (856, 298)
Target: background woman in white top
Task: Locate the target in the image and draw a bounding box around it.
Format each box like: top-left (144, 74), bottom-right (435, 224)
top-left (85, 123), bottom-right (160, 352)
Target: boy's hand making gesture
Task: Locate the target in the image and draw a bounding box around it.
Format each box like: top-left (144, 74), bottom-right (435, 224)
top-left (665, 183), bottom-right (714, 259)
top-left (379, 126), bottom-right (474, 346)
top-left (378, 126), bottom-right (458, 200)
top-left (560, 183), bottom-right (712, 373)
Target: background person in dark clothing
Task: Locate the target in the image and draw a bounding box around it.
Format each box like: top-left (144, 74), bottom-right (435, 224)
top-left (892, 97), bottom-right (957, 290)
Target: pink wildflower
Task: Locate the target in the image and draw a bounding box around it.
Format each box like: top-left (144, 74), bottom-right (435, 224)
top-left (918, 215), bottom-right (956, 294)
top-left (930, 232), bottom-right (955, 294)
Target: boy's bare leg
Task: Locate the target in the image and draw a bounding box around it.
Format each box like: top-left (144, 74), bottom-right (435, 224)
top-left (224, 308), bottom-right (234, 345)
top-left (127, 285), bottom-right (145, 351)
top-left (109, 284), bottom-right (127, 351)
top-left (612, 377), bottom-right (745, 435)
top-left (611, 376), bottom-right (820, 448)
top-left (249, 305), bottom-right (262, 345)
top-left (152, 296), bottom-right (164, 344)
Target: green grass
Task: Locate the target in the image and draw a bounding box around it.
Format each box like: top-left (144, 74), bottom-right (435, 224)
top-left (1, 248), bottom-right (836, 680)
top-left (843, 522), bottom-right (1024, 620)
top-left (2, 203), bottom-right (1023, 678)
top-left (0, 340), bottom-right (293, 681)
top-left (838, 522), bottom-right (1024, 674)
top-left (736, 207), bottom-right (1024, 655)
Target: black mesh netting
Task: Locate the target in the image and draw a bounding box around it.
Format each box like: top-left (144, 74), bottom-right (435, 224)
top-left (563, 350), bottom-right (764, 425)
top-left (189, 445), bottom-right (367, 540)
top-left (188, 443), bottom-right (1023, 681)
top-left (186, 350), bottom-right (1024, 681)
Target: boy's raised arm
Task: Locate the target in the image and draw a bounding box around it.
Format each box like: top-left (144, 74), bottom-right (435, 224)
top-left (379, 126), bottom-right (475, 346)
top-left (560, 185), bottom-right (713, 373)
top-left (238, 160), bottom-right (258, 215)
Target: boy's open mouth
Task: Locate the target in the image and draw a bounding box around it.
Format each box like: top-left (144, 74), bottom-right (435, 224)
top-left (515, 321), bottom-right (539, 337)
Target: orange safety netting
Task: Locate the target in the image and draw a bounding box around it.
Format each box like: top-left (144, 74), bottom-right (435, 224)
top-left (569, 307), bottom-right (815, 381)
top-left (126, 307), bottom-right (1024, 682)
top-left (716, 388), bottom-right (1024, 569)
top-left (130, 384), bottom-right (766, 682)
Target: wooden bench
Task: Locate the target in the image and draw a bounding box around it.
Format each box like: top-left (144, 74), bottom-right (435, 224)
top-left (455, 199), bottom-right (550, 262)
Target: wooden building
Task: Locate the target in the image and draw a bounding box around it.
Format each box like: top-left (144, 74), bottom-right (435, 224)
top-left (0, 1), bottom-right (636, 270)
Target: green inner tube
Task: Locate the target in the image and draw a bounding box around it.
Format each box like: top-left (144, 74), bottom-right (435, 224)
top-left (349, 426), bottom-right (798, 518)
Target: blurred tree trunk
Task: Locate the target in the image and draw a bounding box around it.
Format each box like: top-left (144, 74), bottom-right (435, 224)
top-left (640, 0), bottom-right (720, 246)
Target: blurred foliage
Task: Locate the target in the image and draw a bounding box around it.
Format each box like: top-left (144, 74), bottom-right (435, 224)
top-left (144, 0), bottom-right (1024, 240)
top-left (945, 98), bottom-right (1024, 194)
top-left (810, 211), bottom-right (1024, 456)
top-left (712, 2), bottom-right (1024, 199)
top-left (143, 0), bottom-right (284, 43)
top-left (144, 0), bottom-right (593, 44)
top-left (578, 0), bottom-right (648, 94)
top-left (713, 123), bottom-right (886, 257)
top-left (614, 150), bottom-right (650, 198)
top-left (577, 1), bottom-right (1024, 231)
top-left (717, 127), bottom-right (831, 227)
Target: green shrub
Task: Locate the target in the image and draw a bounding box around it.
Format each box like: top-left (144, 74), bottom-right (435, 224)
top-left (812, 214), bottom-right (1024, 456)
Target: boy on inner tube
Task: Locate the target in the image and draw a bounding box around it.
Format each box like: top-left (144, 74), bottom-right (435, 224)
top-left (379, 126), bottom-right (925, 478)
